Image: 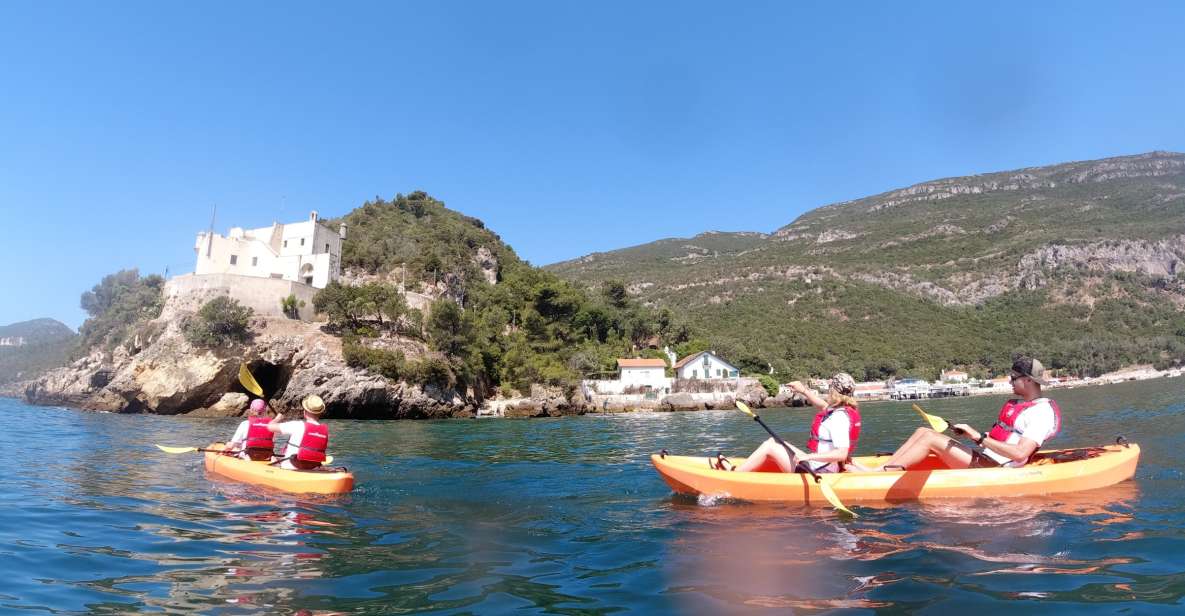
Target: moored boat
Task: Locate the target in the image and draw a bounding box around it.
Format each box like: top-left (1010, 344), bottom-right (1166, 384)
top-left (203, 442), bottom-right (355, 494)
top-left (651, 443), bottom-right (1139, 504)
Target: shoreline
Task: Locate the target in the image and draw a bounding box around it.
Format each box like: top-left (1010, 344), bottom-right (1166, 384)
top-left (3, 364), bottom-right (1180, 418)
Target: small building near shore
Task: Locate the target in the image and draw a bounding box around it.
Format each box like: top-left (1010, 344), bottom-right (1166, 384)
top-left (854, 382), bottom-right (889, 400)
top-left (940, 369), bottom-right (969, 383)
top-left (617, 358), bottom-right (668, 389)
top-left (674, 351), bottom-right (740, 380)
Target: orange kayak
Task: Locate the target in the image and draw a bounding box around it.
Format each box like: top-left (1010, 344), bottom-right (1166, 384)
top-left (203, 442), bottom-right (355, 494)
top-left (652, 444), bottom-right (1139, 504)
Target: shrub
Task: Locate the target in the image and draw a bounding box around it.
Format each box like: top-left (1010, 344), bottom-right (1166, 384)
top-left (184, 297), bottom-right (254, 348)
top-left (407, 356), bottom-right (456, 388)
top-left (280, 294), bottom-right (305, 319)
top-left (755, 373), bottom-right (780, 396)
top-left (343, 339), bottom-right (405, 380)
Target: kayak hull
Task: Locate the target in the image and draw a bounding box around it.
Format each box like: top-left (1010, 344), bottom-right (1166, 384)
top-left (651, 444), bottom-right (1139, 504)
top-left (203, 442), bottom-right (355, 494)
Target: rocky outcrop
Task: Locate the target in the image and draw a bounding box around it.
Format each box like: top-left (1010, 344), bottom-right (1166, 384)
top-left (503, 385), bottom-right (586, 418)
top-left (1018, 236), bottom-right (1185, 283)
top-left (21, 304), bottom-right (478, 418)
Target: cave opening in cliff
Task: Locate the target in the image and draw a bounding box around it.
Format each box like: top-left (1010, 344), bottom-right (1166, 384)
top-left (245, 360), bottom-right (293, 399)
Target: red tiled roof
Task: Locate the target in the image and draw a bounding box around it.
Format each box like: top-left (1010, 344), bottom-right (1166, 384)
top-left (617, 358), bottom-right (667, 368)
top-left (673, 352), bottom-right (706, 370)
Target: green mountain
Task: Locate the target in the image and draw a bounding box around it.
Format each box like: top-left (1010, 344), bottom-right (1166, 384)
top-left (321, 191), bottom-right (691, 395)
top-left (0, 318), bottom-right (77, 384)
top-left (546, 151), bottom-right (1185, 380)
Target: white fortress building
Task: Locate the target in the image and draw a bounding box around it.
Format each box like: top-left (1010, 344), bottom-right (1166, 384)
top-left (193, 211), bottom-right (345, 288)
top-left (163, 211), bottom-right (346, 321)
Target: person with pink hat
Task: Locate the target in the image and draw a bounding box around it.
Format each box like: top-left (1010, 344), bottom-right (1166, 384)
top-left (226, 398), bottom-right (277, 461)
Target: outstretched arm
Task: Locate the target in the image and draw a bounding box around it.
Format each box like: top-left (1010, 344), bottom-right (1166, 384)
top-left (787, 381), bottom-right (828, 411)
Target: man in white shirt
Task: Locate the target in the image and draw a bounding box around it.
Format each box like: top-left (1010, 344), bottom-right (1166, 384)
top-left (877, 357), bottom-right (1061, 471)
top-left (267, 394), bottom-right (330, 470)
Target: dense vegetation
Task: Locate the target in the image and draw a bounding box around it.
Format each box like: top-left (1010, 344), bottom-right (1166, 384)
top-left (183, 297), bottom-right (254, 348)
top-left (548, 152), bottom-right (1185, 381)
top-left (318, 192), bottom-right (694, 395)
top-left (76, 269), bottom-right (164, 355)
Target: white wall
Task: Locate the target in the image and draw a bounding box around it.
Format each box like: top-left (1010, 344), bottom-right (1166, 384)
top-left (165, 273), bottom-right (321, 320)
top-left (676, 353), bottom-right (740, 379)
top-left (620, 366), bottom-right (667, 388)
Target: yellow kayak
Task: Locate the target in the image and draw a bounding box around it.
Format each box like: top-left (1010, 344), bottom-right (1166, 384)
top-left (652, 444), bottom-right (1139, 504)
top-left (203, 442), bottom-right (355, 494)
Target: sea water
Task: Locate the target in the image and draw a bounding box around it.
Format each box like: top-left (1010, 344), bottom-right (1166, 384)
top-left (1, 377), bottom-right (1183, 613)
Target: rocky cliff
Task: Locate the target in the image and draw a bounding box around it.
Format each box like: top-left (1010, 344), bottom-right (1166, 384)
top-left (17, 299), bottom-right (477, 418)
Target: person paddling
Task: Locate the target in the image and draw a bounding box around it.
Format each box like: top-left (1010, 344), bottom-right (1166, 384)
top-left (226, 399), bottom-right (277, 461)
top-left (876, 356), bottom-right (1061, 471)
top-left (728, 372), bottom-right (862, 474)
top-left (267, 395), bottom-right (330, 470)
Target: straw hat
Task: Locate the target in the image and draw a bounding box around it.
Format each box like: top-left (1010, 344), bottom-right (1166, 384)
top-left (301, 395), bottom-right (326, 415)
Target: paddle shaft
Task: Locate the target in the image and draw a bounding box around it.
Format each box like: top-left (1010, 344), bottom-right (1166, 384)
top-left (749, 414), bottom-right (824, 484)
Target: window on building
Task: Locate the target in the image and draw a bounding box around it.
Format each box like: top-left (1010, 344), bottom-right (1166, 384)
top-left (230, 255), bottom-right (238, 265)
top-left (691, 370), bottom-right (698, 379)
top-left (251, 256), bottom-right (258, 266)
top-left (325, 243), bottom-right (330, 252)
top-left (283, 240), bottom-right (288, 248)
top-left (300, 238), bottom-right (305, 246)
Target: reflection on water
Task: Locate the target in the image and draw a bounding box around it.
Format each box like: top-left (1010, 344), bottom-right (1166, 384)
top-left (2, 376), bottom-right (1185, 613)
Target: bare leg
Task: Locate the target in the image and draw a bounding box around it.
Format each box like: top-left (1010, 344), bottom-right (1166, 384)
top-left (880, 428), bottom-right (974, 470)
top-left (735, 437), bottom-right (800, 473)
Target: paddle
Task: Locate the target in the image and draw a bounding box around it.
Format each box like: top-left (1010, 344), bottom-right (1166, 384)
top-left (156, 444), bottom-right (239, 455)
top-left (156, 444), bottom-right (332, 464)
top-left (911, 403), bottom-right (966, 435)
top-left (239, 363), bottom-right (264, 397)
top-left (268, 454), bottom-right (334, 466)
top-left (735, 401), bottom-right (857, 517)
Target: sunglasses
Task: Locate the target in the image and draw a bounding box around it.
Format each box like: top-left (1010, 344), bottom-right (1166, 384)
top-left (1009, 373), bottom-right (1029, 383)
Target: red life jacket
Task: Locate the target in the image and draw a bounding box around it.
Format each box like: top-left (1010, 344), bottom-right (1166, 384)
top-left (806, 405), bottom-right (861, 461)
top-left (245, 416), bottom-right (274, 450)
top-left (295, 422), bottom-right (329, 463)
top-left (987, 398), bottom-right (1061, 443)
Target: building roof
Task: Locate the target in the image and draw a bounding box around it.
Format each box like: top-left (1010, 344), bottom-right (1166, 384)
top-left (673, 351), bottom-right (738, 371)
top-left (617, 358), bottom-right (667, 368)
top-left (855, 383), bottom-right (886, 391)
top-left (942, 369), bottom-right (968, 376)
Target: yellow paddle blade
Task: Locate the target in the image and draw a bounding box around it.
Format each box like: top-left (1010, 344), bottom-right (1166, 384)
top-left (324, 455), bottom-right (334, 464)
top-left (735, 401), bottom-right (757, 418)
top-left (911, 404), bottom-right (949, 432)
top-left (239, 363), bottom-right (264, 397)
top-left (156, 444), bottom-right (198, 454)
top-left (818, 478), bottom-right (857, 518)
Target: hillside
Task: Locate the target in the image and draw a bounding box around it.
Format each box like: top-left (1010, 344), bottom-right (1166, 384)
top-left (0, 318), bottom-right (77, 384)
top-left (326, 191), bottom-right (691, 396)
top-left (547, 152), bottom-right (1185, 380)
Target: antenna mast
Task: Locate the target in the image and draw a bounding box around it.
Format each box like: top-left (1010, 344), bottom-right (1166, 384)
top-left (205, 204), bottom-right (217, 257)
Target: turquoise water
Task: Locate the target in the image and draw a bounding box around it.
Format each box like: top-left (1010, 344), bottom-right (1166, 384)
top-left (2, 377), bottom-right (1184, 614)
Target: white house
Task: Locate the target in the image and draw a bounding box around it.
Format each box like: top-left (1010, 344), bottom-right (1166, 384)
top-left (617, 358), bottom-right (668, 389)
top-left (194, 211), bottom-right (345, 289)
top-left (674, 351), bottom-right (740, 380)
top-left (940, 369), bottom-right (969, 383)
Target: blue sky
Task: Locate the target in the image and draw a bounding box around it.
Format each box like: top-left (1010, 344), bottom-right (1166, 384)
top-left (2, 1), bottom-right (1183, 329)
